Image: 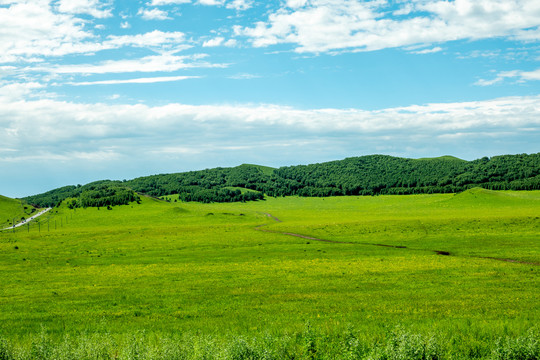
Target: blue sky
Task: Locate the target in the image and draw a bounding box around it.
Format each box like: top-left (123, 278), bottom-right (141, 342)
top-left (1, 0), bottom-right (539, 197)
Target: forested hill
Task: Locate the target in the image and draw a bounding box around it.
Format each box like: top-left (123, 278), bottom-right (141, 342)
top-left (270, 154), bottom-right (539, 197)
top-left (23, 153), bottom-right (540, 207)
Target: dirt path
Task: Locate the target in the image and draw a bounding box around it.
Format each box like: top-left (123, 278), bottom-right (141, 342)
top-left (1, 208), bottom-right (52, 231)
top-left (256, 212), bottom-right (539, 266)
top-left (257, 213), bottom-right (411, 247)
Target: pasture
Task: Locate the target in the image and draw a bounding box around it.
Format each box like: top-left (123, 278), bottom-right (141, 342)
top-left (0, 189), bottom-right (538, 359)
top-left (0, 195), bottom-right (37, 230)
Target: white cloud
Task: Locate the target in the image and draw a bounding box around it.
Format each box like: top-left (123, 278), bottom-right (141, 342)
top-left (42, 53), bottom-right (224, 75)
top-left (228, 73), bottom-right (260, 79)
top-left (148, 0), bottom-right (191, 5)
top-left (138, 7), bottom-right (172, 20)
top-left (193, 0), bottom-right (251, 10)
top-left (56, 0), bottom-right (112, 18)
top-left (476, 68), bottom-right (540, 85)
top-left (68, 75), bottom-right (200, 85)
top-left (286, 0), bottom-right (308, 8)
top-left (1, 82), bottom-right (538, 156)
top-left (0, 66), bottom-right (17, 78)
top-left (513, 26), bottom-right (540, 41)
top-left (203, 36), bottom-right (224, 47)
top-left (410, 46), bottom-right (443, 54)
top-left (133, 0), bottom-right (252, 7)
top-left (0, 81), bottom-right (45, 101)
top-left (0, 150), bottom-right (121, 163)
top-left (105, 30), bottom-right (187, 49)
top-left (517, 68), bottom-right (540, 81)
top-left (198, 0), bottom-right (225, 5)
top-left (236, 0), bottom-right (540, 53)
top-left (7, 29), bottom-right (190, 72)
top-left (223, 39), bottom-right (237, 47)
top-left (120, 21), bottom-right (131, 29)
top-left (201, 35), bottom-right (237, 48)
top-left (393, 3), bottom-right (413, 16)
top-left (226, 0), bottom-right (253, 11)
top-left (1, 84), bottom-right (538, 196)
top-left (0, 4), bottom-right (187, 64)
top-left (0, 0), bottom-right (95, 62)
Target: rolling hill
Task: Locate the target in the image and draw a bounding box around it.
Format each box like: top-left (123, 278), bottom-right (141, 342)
top-left (22, 153), bottom-right (540, 207)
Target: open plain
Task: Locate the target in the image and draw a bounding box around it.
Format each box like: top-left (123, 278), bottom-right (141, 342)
top-left (0, 189), bottom-right (538, 359)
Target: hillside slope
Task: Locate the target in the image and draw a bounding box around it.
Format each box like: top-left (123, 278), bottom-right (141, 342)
top-left (0, 195), bottom-right (38, 228)
top-left (23, 153), bottom-right (540, 207)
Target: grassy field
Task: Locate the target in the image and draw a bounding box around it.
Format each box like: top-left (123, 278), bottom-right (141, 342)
top-left (0, 195), bottom-right (38, 229)
top-left (0, 190), bottom-right (538, 359)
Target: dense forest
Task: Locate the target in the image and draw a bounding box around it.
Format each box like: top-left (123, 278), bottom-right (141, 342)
top-left (24, 182), bottom-right (141, 209)
top-left (23, 153), bottom-right (540, 207)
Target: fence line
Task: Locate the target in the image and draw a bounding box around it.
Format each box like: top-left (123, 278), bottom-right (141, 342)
top-left (0, 208), bottom-right (75, 235)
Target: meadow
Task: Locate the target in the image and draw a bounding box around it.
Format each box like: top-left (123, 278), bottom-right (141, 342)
top-left (0, 189), bottom-right (538, 359)
top-left (0, 196), bottom-right (37, 230)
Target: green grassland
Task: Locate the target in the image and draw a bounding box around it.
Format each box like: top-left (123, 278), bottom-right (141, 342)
top-left (0, 195), bottom-right (38, 229)
top-left (0, 190), bottom-right (539, 359)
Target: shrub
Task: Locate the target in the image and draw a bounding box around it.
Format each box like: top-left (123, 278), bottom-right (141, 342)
top-left (368, 327), bottom-right (442, 360)
top-left (491, 329), bottom-right (539, 360)
top-left (0, 337), bottom-right (13, 360)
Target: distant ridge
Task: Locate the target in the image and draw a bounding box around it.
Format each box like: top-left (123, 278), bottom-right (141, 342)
top-left (23, 153), bottom-right (540, 207)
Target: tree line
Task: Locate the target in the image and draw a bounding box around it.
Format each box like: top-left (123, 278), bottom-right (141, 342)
top-left (23, 153), bottom-right (540, 207)
top-left (24, 182), bottom-right (140, 208)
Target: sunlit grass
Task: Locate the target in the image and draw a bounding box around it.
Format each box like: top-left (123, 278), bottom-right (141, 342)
top-left (0, 190), bottom-right (538, 358)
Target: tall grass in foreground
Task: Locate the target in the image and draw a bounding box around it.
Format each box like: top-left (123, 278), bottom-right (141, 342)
top-left (0, 326), bottom-right (537, 360)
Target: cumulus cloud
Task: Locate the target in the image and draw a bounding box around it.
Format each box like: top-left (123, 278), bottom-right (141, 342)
top-left (223, 39), bottom-right (237, 47)
top-left (202, 36), bottom-right (237, 47)
top-left (0, 0), bottom-right (95, 62)
top-left (138, 7), bottom-right (172, 20)
top-left (0, 3), bottom-right (188, 64)
top-left (1, 82), bottom-right (538, 162)
top-left (203, 36), bottom-right (225, 47)
top-left (236, 0), bottom-right (540, 53)
top-left (56, 0), bottom-right (113, 18)
top-left (104, 30), bottom-right (187, 49)
top-left (1, 83), bottom-right (538, 196)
